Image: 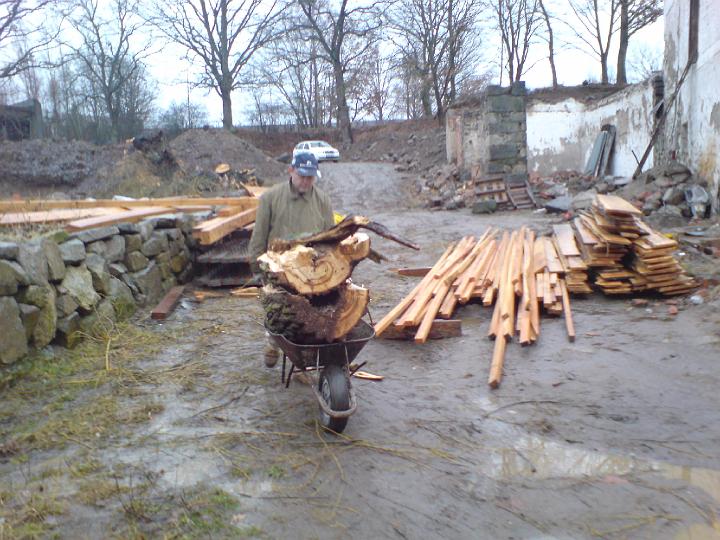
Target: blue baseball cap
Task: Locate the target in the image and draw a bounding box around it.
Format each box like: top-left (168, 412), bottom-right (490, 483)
top-left (291, 152), bottom-right (319, 176)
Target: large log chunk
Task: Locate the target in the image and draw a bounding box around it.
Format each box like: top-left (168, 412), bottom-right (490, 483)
top-left (262, 281), bottom-right (369, 343)
top-left (259, 233), bottom-right (370, 295)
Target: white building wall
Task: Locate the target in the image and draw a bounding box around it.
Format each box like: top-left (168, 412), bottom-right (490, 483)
top-left (526, 81), bottom-right (655, 177)
top-left (664, 0), bottom-right (720, 210)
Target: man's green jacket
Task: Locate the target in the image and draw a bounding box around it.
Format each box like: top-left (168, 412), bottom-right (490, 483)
top-left (248, 180), bottom-right (334, 271)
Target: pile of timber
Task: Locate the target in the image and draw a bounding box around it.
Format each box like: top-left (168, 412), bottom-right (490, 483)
top-left (375, 197), bottom-right (695, 387)
top-left (572, 194), bottom-right (695, 295)
top-left (629, 220), bottom-right (696, 295)
top-left (551, 224), bottom-right (592, 294)
top-left (0, 194), bottom-right (266, 246)
top-left (259, 216), bottom-right (418, 344)
top-left (375, 227), bottom-right (576, 388)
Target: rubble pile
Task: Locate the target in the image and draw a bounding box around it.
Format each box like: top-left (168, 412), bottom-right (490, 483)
top-left (536, 162), bottom-right (709, 221)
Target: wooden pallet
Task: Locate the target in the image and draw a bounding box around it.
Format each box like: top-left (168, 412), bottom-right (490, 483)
top-left (473, 175), bottom-right (512, 209)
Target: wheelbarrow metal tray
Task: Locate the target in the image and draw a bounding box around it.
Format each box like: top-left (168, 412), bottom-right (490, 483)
top-left (265, 319), bottom-right (374, 370)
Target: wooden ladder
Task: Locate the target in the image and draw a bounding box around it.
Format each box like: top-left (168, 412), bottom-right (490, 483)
top-left (505, 178), bottom-right (538, 210)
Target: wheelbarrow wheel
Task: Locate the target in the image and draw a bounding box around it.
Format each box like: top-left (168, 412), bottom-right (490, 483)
top-left (318, 364), bottom-right (350, 433)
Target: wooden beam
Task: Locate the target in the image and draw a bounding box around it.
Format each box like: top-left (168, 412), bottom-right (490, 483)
top-left (559, 280), bottom-right (575, 342)
top-left (1, 207), bottom-right (127, 225)
top-left (388, 267), bottom-right (432, 277)
top-left (374, 244), bottom-right (456, 336)
top-left (488, 336), bottom-right (507, 389)
top-left (0, 196), bottom-right (259, 213)
top-left (151, 286), bottom-right (185, 320)
top-left (378, 319), bottom-right (462, 340)
top-left (192, 207), bottom-right (257, 245)
top-left (66, 207), bottom-right (174, 231)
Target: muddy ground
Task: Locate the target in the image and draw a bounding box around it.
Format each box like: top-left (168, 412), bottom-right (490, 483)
top-left (2, 163), bottom-right (720, 539)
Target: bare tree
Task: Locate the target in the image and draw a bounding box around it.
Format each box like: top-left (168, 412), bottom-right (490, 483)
top-left (566, 0), bottom-right (620, 84)
top-left (493, 0), bottom-right (543, 84)
top-left (150, 0), bottom-right (284, 129)
top-left (389, 0), bottom-right (482, 122)
top-left (297, 0), bottom-right (385, 143)
top-left (616, 0), bottom-right (661, 84)
top-left (69, 0), bottom-right (153, 141)
top-left (394, 52), bottom-right (426, 119)
top-left (537, 0), bottom-right (557, 88)
top-left (357, 46), bottom-right (396, 122)
top-left (626, 42), bottom-right (661, 81)
top-left (258, 6), bottom-right (334, 128)
top-left (0, 0), bottom-right (58, 80)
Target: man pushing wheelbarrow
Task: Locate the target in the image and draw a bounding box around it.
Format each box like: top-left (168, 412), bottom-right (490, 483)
top-left (248, 153), bottom-right (419, 433)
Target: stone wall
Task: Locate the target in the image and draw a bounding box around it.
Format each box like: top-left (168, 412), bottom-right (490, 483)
top-left (0, 214), bottom-right (195, 365)
top-left (446, 82), bottom-right (528, 179)
top-left (526, 80), bottom-right (656, 177)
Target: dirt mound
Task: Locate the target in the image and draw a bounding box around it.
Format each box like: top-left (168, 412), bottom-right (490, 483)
top-left (169, 128), bottom-right (286, 184)
top-left (234, 127), bottom-right (341, 158)
top-left (0, 129), bottom-right (286, 199)
top-left (0, 139), bottom-right (123, 195)
top-left (348, 120), bottom-right (446, 173)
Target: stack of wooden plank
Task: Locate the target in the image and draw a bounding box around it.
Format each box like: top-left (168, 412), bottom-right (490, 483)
top-left (0, 195), bottom-right (265, 246)
top-left (629, 221), bottom-right (696, 295)
top-left (551, 224), bottom-right (592, 294)
top-left (572, 195), bottom-right (640, 294)
top-left (571, 194), bottom-right (695, 296)
top-left (375, 226), bottom-right (576, 389)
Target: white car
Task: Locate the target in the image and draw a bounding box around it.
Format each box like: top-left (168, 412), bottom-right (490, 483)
top-left (293, 140), bottom-right (340, 162)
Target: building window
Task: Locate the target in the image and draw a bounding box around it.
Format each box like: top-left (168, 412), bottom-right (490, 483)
top-left (689, 0), bottom-right (699, 64)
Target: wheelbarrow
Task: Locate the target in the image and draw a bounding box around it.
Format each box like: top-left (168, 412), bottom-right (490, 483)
top-left (265, 319), bottom-right (375, 433)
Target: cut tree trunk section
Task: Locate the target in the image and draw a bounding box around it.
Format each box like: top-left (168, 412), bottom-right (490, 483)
top-left (259, 233), bottom-right (371, 296)
top-left (262, 282), bottom-right (369, 343)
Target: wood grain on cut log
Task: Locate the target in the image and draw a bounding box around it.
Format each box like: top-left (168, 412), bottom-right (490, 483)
top-left (259, 233), bottom-right (370, 295)
top-left (262, 282), bottom-right (369, 343)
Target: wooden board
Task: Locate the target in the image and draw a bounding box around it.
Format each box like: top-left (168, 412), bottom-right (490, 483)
top-left (0, 196), bottom-right (259, 213)
top-left (595, 194), bottom-right (643, 216)
top-left (378, 319), bottom-right (462, 340)
top-left (1, 207), bottom-right (127, 225)
top-left (553, 224), bottom-right (581, 256)
top-left (151, 286), bottom-right (185, 320)
top-left (389, 267), bottom-right (432, 277)
top-left (66, 206), bottom-right (174, 231)
top-left (192, 206), bottom-right (258, 245)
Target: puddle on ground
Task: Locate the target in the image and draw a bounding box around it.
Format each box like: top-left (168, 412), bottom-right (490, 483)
top-left (674, 523), bottom-right (720, 539)
top-left (466, 422), bottom-right (720, 536)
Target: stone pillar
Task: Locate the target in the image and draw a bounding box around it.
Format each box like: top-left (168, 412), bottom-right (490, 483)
top-left (448, 82), bottom-right (528, 182)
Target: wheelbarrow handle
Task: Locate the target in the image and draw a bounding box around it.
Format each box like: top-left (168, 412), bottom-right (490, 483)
top-left (310, 385), bottom-right (358, 419)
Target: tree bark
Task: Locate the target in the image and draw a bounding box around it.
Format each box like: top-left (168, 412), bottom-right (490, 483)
top-left (616, 0), bottom-right (629, 85)
top-left (262, 282), bottom-right (369, 343)
top-left (333, 64), bottom-right (353, 143)
top-left (539, 0), bottom-right (557, 89)
top-left (221, 84), bottom-right (233, 129)
top-left (600, 53), bottom-right (609, 84)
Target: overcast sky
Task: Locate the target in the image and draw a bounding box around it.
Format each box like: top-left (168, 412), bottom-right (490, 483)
top-left (146, 8), bottom-right (664, 126)
top-left (3, 1), bottom-right (663, 126)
